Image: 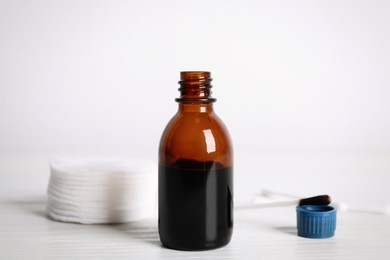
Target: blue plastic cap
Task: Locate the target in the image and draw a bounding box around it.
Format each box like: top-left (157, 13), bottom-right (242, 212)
top-left (296, 205), bottom-right (337, 239)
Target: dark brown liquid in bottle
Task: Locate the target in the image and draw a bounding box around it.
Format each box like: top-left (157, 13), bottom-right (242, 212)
top-left (158, 72), bottom-right (233, 250)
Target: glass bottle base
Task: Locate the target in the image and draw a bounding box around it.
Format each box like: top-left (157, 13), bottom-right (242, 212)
top-left (160, 236), bottom-right (232, 251)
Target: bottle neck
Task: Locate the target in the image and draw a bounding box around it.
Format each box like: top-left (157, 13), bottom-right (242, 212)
top-left (178, 103), bottom-right (214, 113)
top-left (175, 71), bottom-right (216, 104)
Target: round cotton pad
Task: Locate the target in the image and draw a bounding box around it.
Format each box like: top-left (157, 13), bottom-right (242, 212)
top-left (47, 157), bottom-right (157, 224)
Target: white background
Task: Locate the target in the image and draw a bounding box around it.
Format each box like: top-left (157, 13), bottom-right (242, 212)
top-left (1, 2), bottom-right (390, 258)
top-left (1, 0), bottom-right (390, 158)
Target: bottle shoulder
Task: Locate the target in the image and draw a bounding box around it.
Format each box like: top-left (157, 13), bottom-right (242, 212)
top-left (161, 111), bottom-right (231, 144)
top-left (159, 111), bottom-right (233, 167)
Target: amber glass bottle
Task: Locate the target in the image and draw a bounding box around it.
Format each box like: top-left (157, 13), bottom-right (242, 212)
top-left (158, 71), bottom-right (233, 250)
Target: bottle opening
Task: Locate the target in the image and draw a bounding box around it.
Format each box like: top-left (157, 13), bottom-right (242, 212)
top-left (180, 71), bottom-right (211, 82)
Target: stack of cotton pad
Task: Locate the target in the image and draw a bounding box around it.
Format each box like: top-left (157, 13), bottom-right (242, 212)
top-left (47, 158), bottom-right (157, 224)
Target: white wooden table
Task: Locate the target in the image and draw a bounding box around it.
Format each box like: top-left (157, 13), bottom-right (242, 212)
top-left (1, 152), bottom-right (390, 259)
